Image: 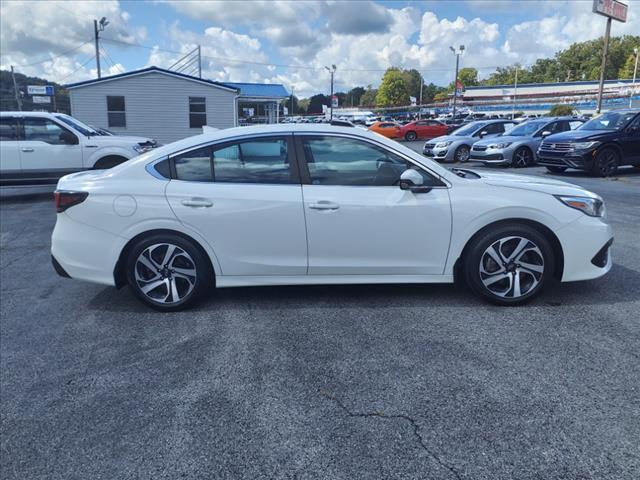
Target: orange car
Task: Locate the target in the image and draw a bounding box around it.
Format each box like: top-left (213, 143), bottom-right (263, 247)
top-left (368, 121), bottom-right (402, 139)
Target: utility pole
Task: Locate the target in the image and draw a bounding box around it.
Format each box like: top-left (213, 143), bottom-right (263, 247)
top-left (290, 86), bottom-right (294, 116)
top-left (325, 64), bottom-right (336, 120)
top-left (630, 47), bottom-right (639, 108)
top-left (10, 66), bottom-right (22, 111)
top-left (93, 17), bottom-right (109, 79)
top-left (512, 66), bottom-right (519, 120)
top-left (419, 73), bottom-right (423, 119)
top-left (450, 45), bottom-right (464, 120)
top-left (197, 45), bottom-right (202, 78)
top-left (596, 17), bottom-right (612, 113)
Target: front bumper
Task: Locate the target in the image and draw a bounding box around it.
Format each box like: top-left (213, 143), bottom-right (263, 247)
top-left (536, 149), bottom-right (595, 170)
top-left (556, 213), bottom-right (613, 282)
top-left (469, 147), bottom-right (510, 165)
top-left (423, 144), bottom-right (453, 162)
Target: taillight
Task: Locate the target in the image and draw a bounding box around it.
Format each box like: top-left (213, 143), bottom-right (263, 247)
top-left (54, 191), bottom-right (88, 213)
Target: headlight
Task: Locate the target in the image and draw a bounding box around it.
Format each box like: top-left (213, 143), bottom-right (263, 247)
top-left (435, 141), bottom-right (453, 148)
top-left (488, 142), bottom-right (512, 149)
top-left (571, 141), bottom-right (599, 150)
top-left (555, 195), bottom-right (605, 217)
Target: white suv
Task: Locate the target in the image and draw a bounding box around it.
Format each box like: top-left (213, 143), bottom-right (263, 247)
top-left (0, 111), bottom-right (157, 185)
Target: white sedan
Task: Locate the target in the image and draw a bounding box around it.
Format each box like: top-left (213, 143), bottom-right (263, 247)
top-left (51, 124), bottom-right (613, 310)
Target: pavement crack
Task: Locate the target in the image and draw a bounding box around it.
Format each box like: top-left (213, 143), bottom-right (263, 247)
top-left (319, 389), bottom-right (463, 480)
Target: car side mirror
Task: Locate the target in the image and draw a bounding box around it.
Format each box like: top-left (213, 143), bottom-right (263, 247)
top-left (59, 131), bottom-right (79, 145)
top-left (541, 131), bottom-right (552, 137)
top-left (479, 130), bottom-right (488, 138)
top-left (399, 169), bottom-right (431, 194)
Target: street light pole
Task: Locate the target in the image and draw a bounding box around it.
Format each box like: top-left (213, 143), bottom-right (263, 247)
top-left (630, 47), bottom-right (639, 108)
top-left (596, 17), bottom-right (612, 114)
top-left (419, 72), bottom-right (423, 120)
top-left (450, 45), bottom-right (464, 120)
top-left (93, 17), bottom-right (109, 79)
top-left (325, 64), bottom-right (336, 120)
top-left (290, 85), bottom-right (294, 117)
top-left (512, 66), bottom-right (519, 120)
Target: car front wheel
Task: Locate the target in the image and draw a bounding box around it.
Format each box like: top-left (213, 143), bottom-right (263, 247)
top-left (513, 147), bottom-right (533, 168)
top-left (463, 224), bottom-right (554, 306)
top-left (591, 148), bottom-right (619, 177)
top-left (454, 145), bottom-right (470, 162)
top-left (125, 233), bottom-right (212, 311)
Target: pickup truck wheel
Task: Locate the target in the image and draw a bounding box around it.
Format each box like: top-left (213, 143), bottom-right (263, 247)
top-left (94, 155), bottom-right (128, 169)
top-left (546, 166), bottom-right (567, 173)
top-left (591, 148), bottom-right (619, 177)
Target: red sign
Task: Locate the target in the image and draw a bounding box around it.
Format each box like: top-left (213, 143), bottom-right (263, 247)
top-left (592, 0), bottom-right (628, 22)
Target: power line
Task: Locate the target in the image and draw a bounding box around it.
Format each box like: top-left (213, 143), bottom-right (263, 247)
top-left (3, 40), bottom-right (93, 68)
top-left (100, 46), bottom-right (125, 73)
top-left (57, 55), bottom-right (97, 83)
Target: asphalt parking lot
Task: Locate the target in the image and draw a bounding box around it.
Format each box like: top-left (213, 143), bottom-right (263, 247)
top-left (1, 155), bottom-right (639, 479)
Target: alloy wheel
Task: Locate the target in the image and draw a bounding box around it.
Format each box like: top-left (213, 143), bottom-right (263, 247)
top-left (455, 146), bottom-right (470, 162)
top-left (134, 243), bottom-right (197, 304)
top-left (479, 236), bottom-right (544, 299)
top-left (595, 151), bottom-right (618, 176)
top-left (513, 148), bottom-right (531, 168)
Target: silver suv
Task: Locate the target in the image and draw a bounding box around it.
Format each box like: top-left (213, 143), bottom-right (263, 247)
top-left (469, 117), bottom-right (584, 168)
top-left (423, 120), bottom-right (517, 163)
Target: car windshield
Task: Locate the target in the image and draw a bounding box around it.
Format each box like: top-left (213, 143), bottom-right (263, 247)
top-left (579, 111), bottom-right (637, 131)
top-left (451, 122), bottom-right (486, 136)
top-left (507, 120), bottom-right (546, 136)
top-left (55, 114), bottom-right (99, 136)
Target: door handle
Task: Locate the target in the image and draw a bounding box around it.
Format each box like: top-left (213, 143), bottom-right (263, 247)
top-left (181, 198), bottom-right (213, 208)
top-left (21, 148), bottom-right (34, 152)
top-left (309, 201), bottom-right (339, 211)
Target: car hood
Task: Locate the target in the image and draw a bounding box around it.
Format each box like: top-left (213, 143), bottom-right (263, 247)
top-left (474, 135), bottom-right (528, 146)
top-left (543, 129), bottom-right (612, 142)
top-left (428, 135), bottom-right (472, 143)
top-left (456, 168), bottom-right (600, 198)
top-left (89, 135), bottom-right (156, 145)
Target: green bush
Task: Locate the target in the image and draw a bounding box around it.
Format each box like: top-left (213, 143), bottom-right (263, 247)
top-left (549, 104), bottom-right (575, 116)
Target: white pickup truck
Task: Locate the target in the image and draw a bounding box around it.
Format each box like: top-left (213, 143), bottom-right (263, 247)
top-left (0, 111), bottom-right (157, 186)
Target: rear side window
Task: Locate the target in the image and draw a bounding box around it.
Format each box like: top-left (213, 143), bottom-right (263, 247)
top-left (0, 117), bottom-right (19, 141)
top-left (174, 147), bottom-right (213, 182)
top-left (483, 123), bottom-right (504, 134)
top-left (107, 96), bottom-right (126, 127)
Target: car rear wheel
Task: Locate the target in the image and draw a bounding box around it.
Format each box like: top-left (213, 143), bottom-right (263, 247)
top-left (513, 147), bottom-right (534, 168)
top-left (546, 166), bottom-right (567, 173)
top-left (591, 148), bottom-right (619, 177)
top-left (463, 224), bottom-right (554, 306)
top-left (454, 145), bottom-right (470, 162)
top-left (125, 233), bottom-right (212, 311)
top-left (404, 131), bottom-right (417, 141)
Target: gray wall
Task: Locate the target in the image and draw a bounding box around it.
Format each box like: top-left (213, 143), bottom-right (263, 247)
top-left (69, 71), bottom-right (237, 144)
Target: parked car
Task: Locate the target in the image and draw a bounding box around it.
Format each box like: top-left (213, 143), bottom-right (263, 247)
top-left (0, 112), bottom-right (157, 185)
top-left (470, 117), bottom-right (584, 168)
top-left (399, 119), bottom-right (449, 141)
top-left (51, 123), bottom-right (612, 310)
top-left (537, 109), bottom-right (640, 176)
top-left (368, 121), bottom-right (401, 138)
top-left (423, 120), bottom-right (517, 163)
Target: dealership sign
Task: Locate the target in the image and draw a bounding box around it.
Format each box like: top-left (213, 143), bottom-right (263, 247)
top-left (27, 85), bottom-right (55, 95)
top-left (32, 95), bottom-right (51, 104)
top-left (592, 0), bottom-right (628, 22)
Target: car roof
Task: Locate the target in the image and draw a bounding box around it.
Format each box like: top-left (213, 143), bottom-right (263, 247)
top-left (1, 111), bottom-right (58, 117)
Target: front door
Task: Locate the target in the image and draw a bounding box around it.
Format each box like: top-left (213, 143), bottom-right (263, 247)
top-left (297, 134), bottom-right (452, 275)
top-left (165, 135), bottom-right (308, 276)
top-left (20, 117), bottom-right (83, 174)
top-left (621, 115), bottom-right (640, 163)
top-left (0, 116), bottom-right (21, 178)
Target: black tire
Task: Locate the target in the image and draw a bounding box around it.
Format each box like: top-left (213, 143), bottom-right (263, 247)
top-left (463, 223), bottom-right (554, 306)
top-left (512, 147), bottom-right (534, 168)
top-left (546, 166), bottom-right (567, 174)
top-left (454, 145), bottom-right (470, 163)
top-left (404, 131), bottom-right (417, 141)
top-left (590, 148), bottom-right (619, 177)
top-left (94, 155), bottom-right (128, 169)
top-left (125, 233), bottom-right (213, 311)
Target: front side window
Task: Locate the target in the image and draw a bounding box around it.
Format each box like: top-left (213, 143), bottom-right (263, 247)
top-left (23, 117), bottom-right (74, 145)
top-left (301, 135), bottom-right (437, 187)
top-left (508, 121), bottom-right (546, 137)
top-left (189, 97), bottom-right (206, 128)
top-left (107, 96), bottom-right (126, 127)
top-left (0, 117), bottom-right (19, 141)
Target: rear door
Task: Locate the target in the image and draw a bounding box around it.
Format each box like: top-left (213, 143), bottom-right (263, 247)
top-left (165, 135), bottom-right (308, 276)
top-left (620, 115), bottom-right (640, 163)
top-left (0, 116), bottom-right (21, 181)
top-left (20, 117), bottom-right (83, 174)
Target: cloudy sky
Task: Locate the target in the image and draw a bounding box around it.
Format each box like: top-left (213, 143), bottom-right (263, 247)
top-left (0, 0), bottom-right (637, 96)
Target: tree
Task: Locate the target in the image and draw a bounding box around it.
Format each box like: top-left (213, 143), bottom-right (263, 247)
top-left (346, 86), bottom-right (365, 107)
top-left (548, 104), bottom-right (575, 116)
top-left (433, 91), bottom-right (449, 102)
top-left (359, 85), bottom-right (377, 106)
top-left (297, 98), bottom-right (310, 113)
top-left (400, 69), bottom-right (423, 101)
top-left (281, 95), bottom-right (303, 114)
top-left (375, 68), bottom-right (409, 107)
top-left (619, 51), bottom-right (638, 79)
top-left (456, 68), bottom-right (479, 88)
top-left (307, 94), bottom-right (329, 114)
